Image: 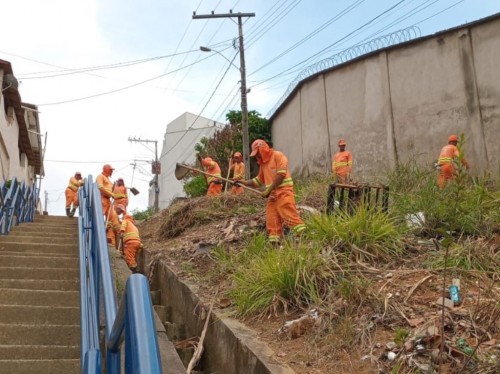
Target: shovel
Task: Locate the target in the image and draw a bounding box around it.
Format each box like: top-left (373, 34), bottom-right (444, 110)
top-left (127, 187), bottom-right (140, 195)
top-left (175, 163), bottom-right (261, 195)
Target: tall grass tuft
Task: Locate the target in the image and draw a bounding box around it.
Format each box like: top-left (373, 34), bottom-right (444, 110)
top-left (230, 241), bottom-right (332, 317)
top-left (306, 205), bottom-right (406, 261)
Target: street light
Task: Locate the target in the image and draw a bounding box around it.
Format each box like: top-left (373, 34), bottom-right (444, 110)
top-left (200, 45), bottom-right (250, 179)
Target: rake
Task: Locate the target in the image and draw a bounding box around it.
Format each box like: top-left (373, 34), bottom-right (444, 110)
top-left (174, 163), bottom-right (261, 195)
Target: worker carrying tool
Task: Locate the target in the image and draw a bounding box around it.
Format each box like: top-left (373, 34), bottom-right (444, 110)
top-left (235, 139), bottom-right (305, 243)
top-left (96, 164), bottom-right (119, 246)
top-left (332, 139), bottom-right (352, 183)
top-left (201, 157), bottom-right (223, 196)
top-left (437, 134), bottom-right (469, 189)
top-left (113, 178), bottom-right (129, 212)
top-left (119, 213), bottom-right (143, 273)
top-left (230, 151), bottom-right (245, 195)
top-left (64, 171), bottom-right (83, 217)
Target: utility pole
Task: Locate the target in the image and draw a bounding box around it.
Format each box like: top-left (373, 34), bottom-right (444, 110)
top-left (128, 137), bottom-right (160, 213)
top-left (193, 10), bottom-right (255, 179)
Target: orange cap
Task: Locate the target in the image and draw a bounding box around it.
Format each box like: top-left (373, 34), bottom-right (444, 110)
top-left (233, 152), bottom-right (242, 158)
top-left (75, 171), bottom-right (82, 176)
top-left (338, 139), bottom-right (346, 146)
top-left (202, 157), bottom-right (213, 167)
top-left (103, 164), bottom-right (115, 172)
top-left (250, 139), bottom-right (268, 157)
top-left (448, 134), bottom-right (459, 142)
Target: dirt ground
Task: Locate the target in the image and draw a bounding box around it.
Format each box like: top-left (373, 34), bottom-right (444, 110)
top-left (137, 196), bottom-right (500, 374)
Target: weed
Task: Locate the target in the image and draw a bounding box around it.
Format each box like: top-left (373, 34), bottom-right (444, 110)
top-left (131, 206), bottom-right (154, 221)
top-left (230, 240), bottom-right (331, 316)
top-left (306, 205), bottom-right (406, 261)
top-left (393, 327), bottom-right (409, 347)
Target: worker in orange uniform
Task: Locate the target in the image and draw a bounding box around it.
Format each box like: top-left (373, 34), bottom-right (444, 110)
top-left (230, 152), bottom-right (245, 195)
top-left (236, 139), bottom-right (306, 243)
top-left (437, 134), bottom-right (469, 189)
top-left (65, 171), bottom-right (83, 217)
top-left (113, 178), bottom-right (129, 213)
top-left (201, 157), bottom-right (223, 196)
top-left (332, 139), bottom-right (352, 183)
top-left (96, 164), bottom-right (118, 246)
top-left (120, 213), bottom-right (143, 273)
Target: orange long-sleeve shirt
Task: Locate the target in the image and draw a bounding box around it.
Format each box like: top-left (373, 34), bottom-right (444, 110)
top-left (251, 150), bottom-right (294, 195)
top-left (332, 151), bottom-right (353, 177)
top-left (96, 174), bottom-right (114, 199)
top-left (67, 177), bottom-right (83, 192)
top-left (231, 162), bottom-right (245, 180)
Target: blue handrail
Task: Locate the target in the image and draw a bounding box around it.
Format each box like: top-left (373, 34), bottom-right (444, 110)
top-left (78, 175), bottom-right (162, 374)
top-left (0, 178), bottom-right (37, 235)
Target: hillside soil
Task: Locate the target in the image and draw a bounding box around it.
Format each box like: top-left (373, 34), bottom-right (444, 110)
top-left (138, 194), bottom-right (500, 374)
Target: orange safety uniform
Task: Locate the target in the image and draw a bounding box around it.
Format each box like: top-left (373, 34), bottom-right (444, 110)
top-left (65, 176), bottom-right (83, 209)
top-left (120, 214), bottom-right (142, 270)
top-left (230, 161), bottom-right (245, 195)
top-left (250, 141), bottom-right (305, 243)
top-left (332, 151), bottom-right (352, 183)
top-left (113, 184), bottom-right (128, 212)
top-left (202, 158), bottom-right (223, 196)
top-left (437, 143), bottom-right (468, 189)
top-left (96, 166), bottom-right (118, 246)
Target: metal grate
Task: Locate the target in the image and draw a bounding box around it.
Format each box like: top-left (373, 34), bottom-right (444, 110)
top-left (327, 183), bottom-right (389, 215)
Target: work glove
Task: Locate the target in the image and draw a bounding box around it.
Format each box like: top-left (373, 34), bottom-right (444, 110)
top-left (261, 187), bottom-right (272, 199)
top-left (232, 180), bottom-right (242, 186)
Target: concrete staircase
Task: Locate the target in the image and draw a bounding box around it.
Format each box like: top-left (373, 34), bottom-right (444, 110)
top-left (0, 215), bottom-right (80, 373)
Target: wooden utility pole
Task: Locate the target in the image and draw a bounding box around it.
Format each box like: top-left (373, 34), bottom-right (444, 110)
top-left (128, 137), bottom-right (160, 213)
top-left (193, 10), bottom-right (255, 179)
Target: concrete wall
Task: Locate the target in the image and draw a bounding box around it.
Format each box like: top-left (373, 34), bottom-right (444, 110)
top-left (271, 15), bottom-right (500, 179)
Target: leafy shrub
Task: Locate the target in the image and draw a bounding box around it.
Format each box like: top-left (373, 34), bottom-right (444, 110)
top-left (131, 206), bottom-right (154, 221)
top-left (183, 174), bottom-right (207, 197)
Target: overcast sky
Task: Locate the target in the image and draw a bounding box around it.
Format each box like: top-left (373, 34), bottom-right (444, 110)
top-left (1, 0), bottom-right (498, 215)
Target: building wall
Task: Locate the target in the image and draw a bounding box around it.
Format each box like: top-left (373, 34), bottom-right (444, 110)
top-left (271, 16), bottom-right (500, 180)
top-left (155, 113), bottom-right (222, 209)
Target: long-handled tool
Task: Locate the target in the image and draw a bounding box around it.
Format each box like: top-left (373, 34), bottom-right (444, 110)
top-left (175, 163), bottom-right (261, 195)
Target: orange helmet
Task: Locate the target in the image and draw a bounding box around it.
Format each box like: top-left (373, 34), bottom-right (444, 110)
top-left (250, 139), bottom-right (269, 157)
top-left (338, 139), bottom-right (346, 146)
top-left (448, 134), bottom-right (459, 143)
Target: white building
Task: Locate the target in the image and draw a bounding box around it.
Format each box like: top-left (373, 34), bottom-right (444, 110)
top-left (0, 59), bottom-right (43, 187)
top-left (152, 112), bottom-right (224, 210)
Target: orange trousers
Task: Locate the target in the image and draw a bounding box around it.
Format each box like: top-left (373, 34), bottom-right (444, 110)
top-left (335, 173), bottom-right (348, 184)
top-left (230, 185), bottom-right (244, 195)
top-left (207, 182), bottom-right (223, 196)
top-left (102, 197), bottom-right (119, 246)
top-left (437, 164), bottom-right (454, 189)
top-left (65, 188), bottom-right (79, 209)
top-left (123, 239), bottom-right (141, 268)
top-left (266, 188), bottom-right (306, 242)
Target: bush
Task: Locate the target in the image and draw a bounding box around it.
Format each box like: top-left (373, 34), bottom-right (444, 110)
top-left (183, 174), bottom-right (207, 197)
top-left (131, 206), bottom-right (154, 221)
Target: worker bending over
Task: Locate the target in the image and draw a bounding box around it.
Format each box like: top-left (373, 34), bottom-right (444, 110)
top-left (202, 157), bottom-right (223, 196)
top-left (236, 139), bottom-right (305, 243)
top-left (113, 178), bottom-right (129, 213)
top-left (120, 213), bottom-right (143, 273)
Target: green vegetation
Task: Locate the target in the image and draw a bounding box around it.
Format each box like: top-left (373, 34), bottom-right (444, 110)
top-left (183, 174), bottom-right (207, 197)
top-left (131, 206), bottom-right (154, 221)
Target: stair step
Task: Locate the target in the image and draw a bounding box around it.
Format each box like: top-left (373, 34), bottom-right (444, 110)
top-left (0, 289), bottom-right (79, 307)
top-left (0, 243), bottom-right (78, 255)
top-left (0, 267), bottom-right (80, 280)
top-left (0, 267), bottom-right (79, 280)
top-left (0, 305), bottom-right (79, 325)
top-left (0, 324), bottom-right (80, 345)
top-left (7, 225), bottom-right (77, 235)
top-left (0, 358), bottom-right (80, 374)
top-left (0, 345), bottom-right (80, 360)
top-left (0, 255), bottom-right (78, 269)
top-left (0, 236), bottom-right (77, 245)
top-left (1, 230), bottom-right (76, 239)
top-left (0, 279), bottom-right (79, 291)
top-left (0, 250), bottom-right (78, 258)
top-left (34, 215), bottom-right (79, 224)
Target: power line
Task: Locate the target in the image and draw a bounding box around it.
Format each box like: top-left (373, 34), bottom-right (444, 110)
top-left (37, 53), bottom-right (213, 106)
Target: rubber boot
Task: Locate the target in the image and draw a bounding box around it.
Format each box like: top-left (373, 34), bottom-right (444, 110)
top-left (65, 207), bottom-right (71, 217)
top-left (69, 207), bottom-right (76, 217)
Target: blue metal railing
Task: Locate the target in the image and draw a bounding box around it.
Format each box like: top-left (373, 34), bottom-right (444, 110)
top-left (0, 178), bottom-right (37, 235)
top-left (79, 175), bottom-right (162, 374)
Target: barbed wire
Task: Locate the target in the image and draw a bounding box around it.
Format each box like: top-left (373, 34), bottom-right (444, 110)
top-left (267, 26), bottom-right (420, 118)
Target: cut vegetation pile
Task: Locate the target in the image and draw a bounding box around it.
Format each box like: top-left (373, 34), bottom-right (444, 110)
top-left (139, 163), bottom-right (499, 374)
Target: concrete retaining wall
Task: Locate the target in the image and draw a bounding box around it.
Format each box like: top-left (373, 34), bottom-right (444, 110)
top-left (271, 15), bottom-right (500, 179)
top-left (144, 250), bottom-right (295, 374)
